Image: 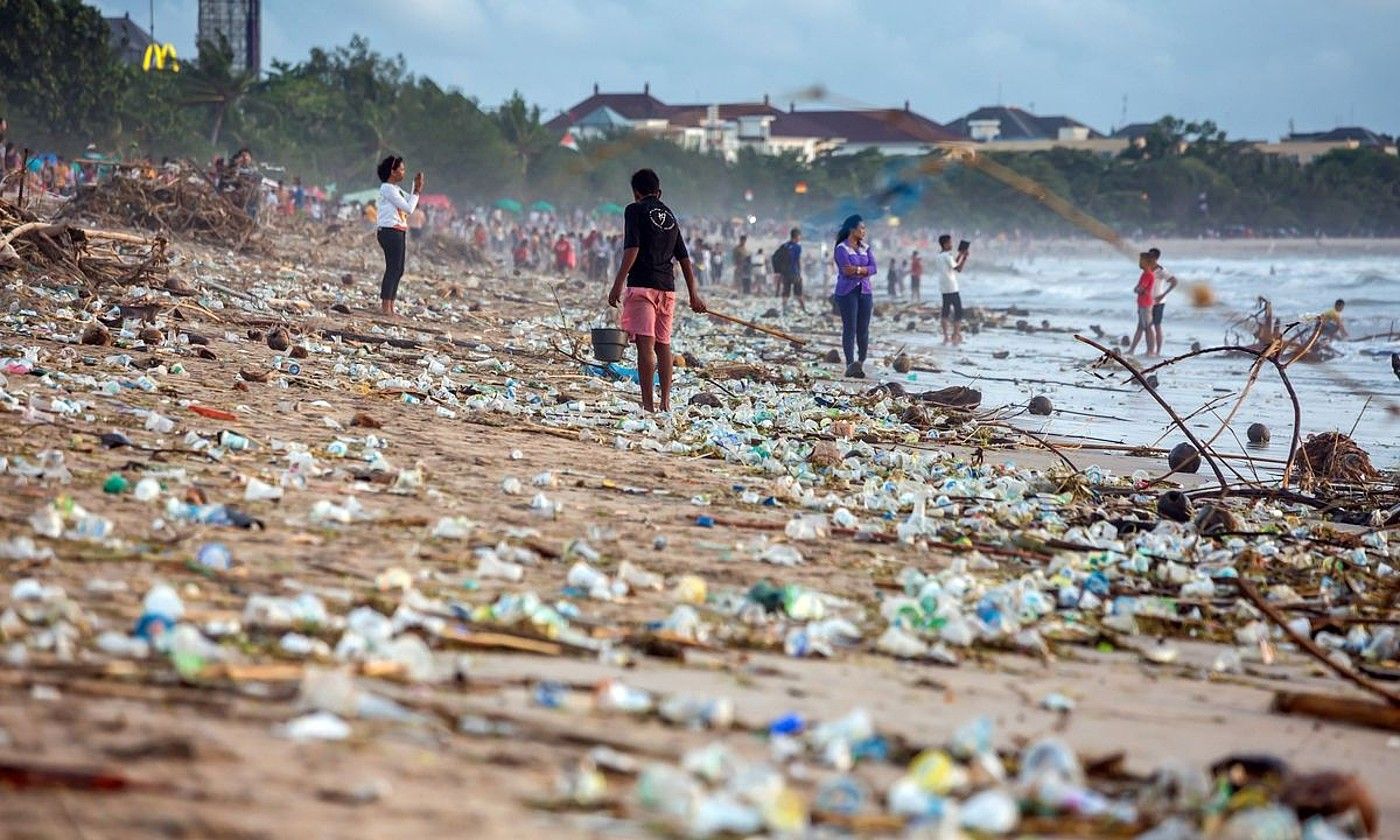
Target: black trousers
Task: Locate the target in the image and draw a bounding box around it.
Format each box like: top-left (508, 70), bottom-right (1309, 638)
top-left (376, 227), bottom-right (406, 301)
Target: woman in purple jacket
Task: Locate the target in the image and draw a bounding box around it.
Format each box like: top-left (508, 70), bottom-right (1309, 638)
top-left (832, 214), bottom-right (876, 378)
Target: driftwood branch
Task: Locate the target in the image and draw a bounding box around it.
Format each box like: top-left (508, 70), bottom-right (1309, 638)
top-left (1075, 335), bottom-right (1230, 495)
top-left (1237, 577), bottom-right (1400, 707)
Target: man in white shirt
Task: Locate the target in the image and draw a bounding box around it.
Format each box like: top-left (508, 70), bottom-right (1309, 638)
top-left (937, 234), bottom-right (970, 345)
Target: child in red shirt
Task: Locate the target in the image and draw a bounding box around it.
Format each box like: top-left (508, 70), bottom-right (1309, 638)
top-left (1130, 251), bottom-right (1158, 357)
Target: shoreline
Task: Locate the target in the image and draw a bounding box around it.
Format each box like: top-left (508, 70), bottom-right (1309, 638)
top-left (1, 218), bottom-right (1396, 837)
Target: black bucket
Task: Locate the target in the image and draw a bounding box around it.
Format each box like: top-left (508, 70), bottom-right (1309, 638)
top-left (590, 327), bottom-right (629, 363)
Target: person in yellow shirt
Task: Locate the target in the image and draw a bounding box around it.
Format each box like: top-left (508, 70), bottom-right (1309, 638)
top-left (1319, 298), bottom-right (1348, 339)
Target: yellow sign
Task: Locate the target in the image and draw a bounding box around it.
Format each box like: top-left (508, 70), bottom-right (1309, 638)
top-left (142, 43), bottom-right (180, 73)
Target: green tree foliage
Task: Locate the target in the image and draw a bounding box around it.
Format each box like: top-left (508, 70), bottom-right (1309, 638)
top-left (0, 0), bottom-right (123, 143)
top-left (180, 35), bottom-right (258, 147)
top-left (2, 0), bottom-right (1395, 237)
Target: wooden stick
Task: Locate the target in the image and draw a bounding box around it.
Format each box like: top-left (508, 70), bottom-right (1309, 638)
top-left (1271, 690), bottom-right (1400, 732)
top-left (1237, 578), bottom-right (1400, 707)
top-left (707, 310), bottom-right (808, 346)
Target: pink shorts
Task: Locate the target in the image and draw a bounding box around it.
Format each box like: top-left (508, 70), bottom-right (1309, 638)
top-left (620, 287), bottom-right (677, 345)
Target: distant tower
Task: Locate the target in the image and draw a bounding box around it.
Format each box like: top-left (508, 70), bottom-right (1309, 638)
top-left (197, 0), bottom-right (261, 75)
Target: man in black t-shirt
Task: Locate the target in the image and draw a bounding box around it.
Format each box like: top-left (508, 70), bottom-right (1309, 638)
top-left (608, 168), bottom-right (708, 413)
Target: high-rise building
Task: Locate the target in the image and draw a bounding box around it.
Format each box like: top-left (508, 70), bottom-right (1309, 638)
top-left (197, 0), bottom-right (261, 75)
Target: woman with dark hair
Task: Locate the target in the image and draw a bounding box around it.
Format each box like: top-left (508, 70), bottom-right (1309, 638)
top-left (375, 155), bottom-right (424, 316)
top-left (832, 214), bottom-right (876, 378)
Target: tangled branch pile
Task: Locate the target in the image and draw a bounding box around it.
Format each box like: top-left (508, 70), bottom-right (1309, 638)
top-left (415, 233), bottom-right (493, 269)
top-left (0, 199), bottom-right (167, 291)
top-left (1291, 432), bottom-right (1381, 488)
top-left (60, 166), bottom-right (255, 248)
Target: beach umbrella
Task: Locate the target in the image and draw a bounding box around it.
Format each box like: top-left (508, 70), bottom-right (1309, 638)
top-left (494, 198), bottom-right (523, 213)
top-left (595, 202), bottom-right (624, 216)
top-left (530, 200), bottom-right (556, 213)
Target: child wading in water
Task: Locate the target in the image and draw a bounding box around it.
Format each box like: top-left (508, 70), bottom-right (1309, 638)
top-left (608, 168), bottom-right (708, 412)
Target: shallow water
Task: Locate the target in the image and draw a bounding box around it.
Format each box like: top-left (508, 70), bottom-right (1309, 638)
top-left (892, 239), bottom-right (1400, 469)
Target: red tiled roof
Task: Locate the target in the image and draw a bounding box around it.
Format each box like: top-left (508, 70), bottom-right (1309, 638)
top-left (544, 92), bottom-right (673, 133)
top-left (771, 109), bottom-right (962, 144)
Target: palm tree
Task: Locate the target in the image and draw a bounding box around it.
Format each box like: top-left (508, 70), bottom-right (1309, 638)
top-left (181, 35), bottom-right (257, 148)
top-left (493, 91), bottom-right (552, 180)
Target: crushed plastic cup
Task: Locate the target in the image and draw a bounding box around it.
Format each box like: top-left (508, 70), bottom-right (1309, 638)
top-left (959, 788), bottom-right (1019, 834)
top-left (278, 711), bottom-right (351, 742)
top-left (144, 413), bottom-right (175, 434)
top-left (132, 477), bottom-right (161, 502)
top-left (244, 477), bottom-right (283, 502)
top-left (760, 544), bottom-right (805, 566)
top-left (475, 549), bottom-right (525, 582)
top-left (618, 560), bottom-right (663, 592)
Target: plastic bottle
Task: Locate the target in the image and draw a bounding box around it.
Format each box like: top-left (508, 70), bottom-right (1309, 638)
top-left (594, 679), bottom-right (654, 714)
top-left (195, 542), bottom-right (233, 571)
top-left (658, 694), bottom-right (734, 729)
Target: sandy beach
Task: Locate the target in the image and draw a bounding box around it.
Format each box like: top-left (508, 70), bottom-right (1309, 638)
top-left (1, 216), bottom-right (1397, 839)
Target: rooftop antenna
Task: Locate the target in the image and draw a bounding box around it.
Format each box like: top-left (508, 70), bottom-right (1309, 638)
top-left (149, 0), bottom-right (154, 38)
top-left (1120, 93), bottom-right (1127, 128)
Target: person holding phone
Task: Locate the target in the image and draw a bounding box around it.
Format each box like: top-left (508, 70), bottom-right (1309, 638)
top-left (833, 214), bottom-right (876, 378)
top-left (375, 155), bottom-right (423, 316)
top-left (937, 234), bottom-right (970, 345)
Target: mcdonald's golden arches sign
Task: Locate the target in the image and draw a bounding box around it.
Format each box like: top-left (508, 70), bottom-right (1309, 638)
top-left (143, 43), bottom-right (180, 73)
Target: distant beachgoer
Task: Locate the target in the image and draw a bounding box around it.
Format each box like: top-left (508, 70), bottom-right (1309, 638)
top-left (732, 235), bottom-right (751, 294)
top-left (553, 233), bottom-right (573, 274)
top-left (375, 155), bottom-right (423, 316)
top-left (1320, 298), bottom-right (1348, 339)
top-left (1129, 251), bottom-right (1158, 357)
top-left (775, 227), bottom-right (805, 313)
top-left (1148, 246), bottom-right (1179, 352)
top-left (833, 214), bottom-right (876, 378)
top-left (909, 251), bottom-right (923, 302)
top-left (750, 248), bottom-right (767, 295)
top-left (607, 168), bottom-right (708, 413)
top-left (937, 235), bottom-right (969, 345)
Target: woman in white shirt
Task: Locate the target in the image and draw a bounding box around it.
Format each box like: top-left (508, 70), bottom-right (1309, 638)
top-left (375, 155), bottom-right (424, 316)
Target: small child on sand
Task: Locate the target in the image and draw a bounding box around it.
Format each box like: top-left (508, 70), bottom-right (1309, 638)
top-left (607, 168), bottom-right (708, 412)
top-left (1130, 252), bottom-right (1158, 357)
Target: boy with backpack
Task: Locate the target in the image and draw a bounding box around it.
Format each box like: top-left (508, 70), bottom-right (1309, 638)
top-left (772, 228), bottom-right (805, 313)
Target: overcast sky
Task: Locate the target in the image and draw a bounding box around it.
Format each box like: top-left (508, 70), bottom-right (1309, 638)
top-left (93, 0), bottom-right (1398, 140)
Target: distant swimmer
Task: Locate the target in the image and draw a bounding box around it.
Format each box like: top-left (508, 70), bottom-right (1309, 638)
top-left (1320, 298), bottom-right (1348, 339)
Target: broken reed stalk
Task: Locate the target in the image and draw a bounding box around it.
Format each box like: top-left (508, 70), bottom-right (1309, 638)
top-left (707, 310), bottom-right (808, 346)
top-left (1075, 335), bottom-right (1231, 496)
top-left (1236, 577), bottom-right (1400, 707)
top-left (981, 419), bottom-right (1081, 474)
top-left (1135, 342), bottom-right (1306, 490)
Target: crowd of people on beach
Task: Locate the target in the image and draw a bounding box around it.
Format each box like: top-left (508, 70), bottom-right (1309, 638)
top-left (7, 121), bottom-right (1359, 413)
